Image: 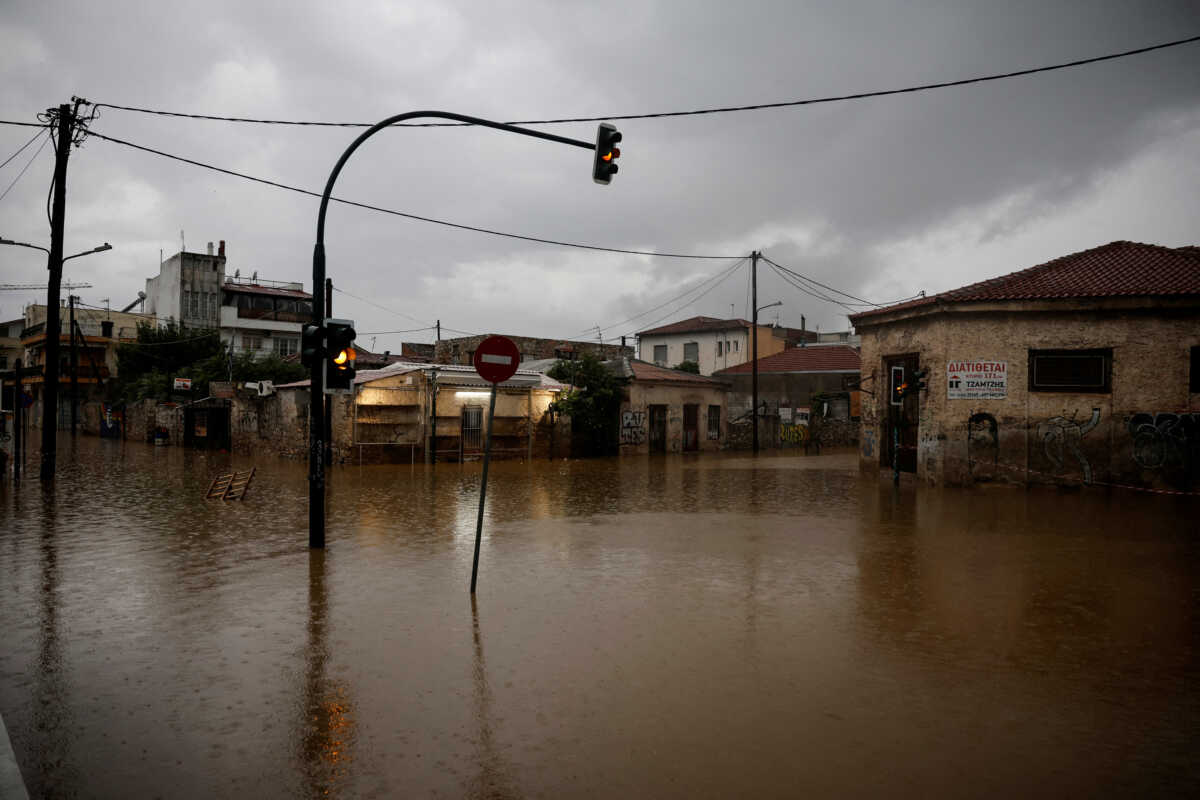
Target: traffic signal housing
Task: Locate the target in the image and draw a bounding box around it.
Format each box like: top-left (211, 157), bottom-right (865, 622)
top-left (324, 318), bottom-right (356, 394)
top-left (301, 323), bottom-right (323, 369)
top-left (910, 368), bottom-right (928, 394)
top-left (593, 123), bottom-right (622, 185)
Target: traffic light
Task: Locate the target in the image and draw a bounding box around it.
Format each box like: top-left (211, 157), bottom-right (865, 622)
top-left (911, 368), bottom-right (928, 393)
top-left (894, 381), bottom-right (909, 402)
top-left (301, 323), bottom-right (323, 369)
top-left (593, 123), bottom-right (622, 184)
top-left (324, 318), bottom-right (356, 394)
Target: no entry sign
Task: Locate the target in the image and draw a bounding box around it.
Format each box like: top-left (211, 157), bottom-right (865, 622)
top-left (472, 336), bottom-right (520, 384)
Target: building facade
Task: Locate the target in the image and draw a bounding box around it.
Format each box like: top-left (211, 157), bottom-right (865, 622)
top-left (434, 333), bottom-right (631, 365)
top-left (850, 241), bottom-right (1200, 491)
top-left (636, 316), bottom-right (813, 376)
top-left (144, 242), bottom-right (227, 329)
top-left (608, 358), bottom-right (729, 454)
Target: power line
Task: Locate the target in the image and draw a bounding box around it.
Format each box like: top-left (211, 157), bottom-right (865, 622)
top-left (761, 255), bottom-right (877, 306)
top-left (331, 285), bottom-right (432, 327)
top-left (0, 129), bottom-right (45, 171)
top-left (620, 257), bottom-right (749, 338)
top-left (0, 120), bottom-right (50, 129)
top-left (0, 130), bottom-right (50, 205)
top-left (91, 34), bottom-right (1200, 128)
top-left (84, 129), bottom-right (736, 260)
top-left (357, 326), bottom-right (436, 336)
top-left (766, 261), bottom-right (857, 312)
top-left (574, 256), bottom-right (747, 339)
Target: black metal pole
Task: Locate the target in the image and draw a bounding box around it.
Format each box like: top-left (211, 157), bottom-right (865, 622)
top-left (751, 250), bottom-right (760, 454)
top-left (309, 111), bottom-right (595, 549)
top-left (69, 295), bottom-right (77, 435)
top-left (13, 359), bottom-right (21, 483)
top-left (324, 277), bottom-right (332, 467)
top-left (41, 103), bottom-right (75, 481)
top-left (892, 404), bottom-right (900, 486)
top-left (470, 383), bottom-right (498, 594)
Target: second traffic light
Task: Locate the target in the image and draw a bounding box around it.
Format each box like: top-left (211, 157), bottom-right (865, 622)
top-left (324, 318), bottom-right (356, 394)
top-left (593, 123), bottom-right (622, 185)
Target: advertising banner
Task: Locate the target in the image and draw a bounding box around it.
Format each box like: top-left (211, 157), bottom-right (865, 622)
top-left (947, 361), bottom-right (1007, 399)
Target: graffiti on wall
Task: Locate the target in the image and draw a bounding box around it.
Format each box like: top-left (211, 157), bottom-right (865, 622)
top-left (1037, 408), bottom-right (1101, 484)
top-left (862, 429), bottom-right (875, 458)
top-left (1128, 412), bottom-right (1198, 474)
top-left (780, 423), bottom-right (809, 444)
top-left (621, 410), bottom-right (646, 445)
top-left (967, 412), bottom-right (998, 479)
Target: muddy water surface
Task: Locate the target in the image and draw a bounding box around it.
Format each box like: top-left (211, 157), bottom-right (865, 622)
top-left (1, 438), bottom-right (1197, 797)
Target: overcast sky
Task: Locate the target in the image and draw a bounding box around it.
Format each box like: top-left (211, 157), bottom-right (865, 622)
top-left (2, 0), bottom-right (1198, 351)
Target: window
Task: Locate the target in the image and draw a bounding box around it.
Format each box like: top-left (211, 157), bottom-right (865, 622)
top-left (273, 337), bottom-right (299, 357)
top-left (707, 405), bottom-right (721, 439)
top-left (1191, 346), bottom-right (1200, 393)
top-left (1029, 349), bottom-right (1111, 393)
top-left (733, 340), bottom-right (739, 352)
top-left (189, 292), bottom-right (199, 317)
top-left (717, 341), bottom-right (723, 357)
top-left (244, 335), bottom-right (263, 351)
top-left (683, 342), bottom-right (698, 363)
top-left (653, 344), bottom-right (667, 365)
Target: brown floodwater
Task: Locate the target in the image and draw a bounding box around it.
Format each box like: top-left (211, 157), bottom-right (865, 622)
top-left (1, 436), bottom-right (1198, 798)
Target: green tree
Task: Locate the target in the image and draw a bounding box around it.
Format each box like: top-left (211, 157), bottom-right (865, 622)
top-left (548, 353), bottom-right (624, 456)
top-left (673, 360), bottom-right (700, 374)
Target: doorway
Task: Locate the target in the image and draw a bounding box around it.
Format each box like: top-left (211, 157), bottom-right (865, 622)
top-left (883, 353), bottom-right (919, 474)
top-left (648, 405), bottom-right (667, 453)
top-left (682, 404), bottom-right (699, 452)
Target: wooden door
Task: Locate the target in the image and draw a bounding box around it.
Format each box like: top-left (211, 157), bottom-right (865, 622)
top-left (682, 404), bottom-right (699, 451)
top-left (649, 405), bottom-right (667, 453)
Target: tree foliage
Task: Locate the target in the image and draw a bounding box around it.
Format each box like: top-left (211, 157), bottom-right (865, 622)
top-left (673, 360), bottom-right (700, 374)
top-left (114, 321), bottom-right (306, 402)
top-left (547, 353), bottom-right (624, 456)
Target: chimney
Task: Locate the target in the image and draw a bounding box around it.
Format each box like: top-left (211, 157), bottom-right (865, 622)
top-left (101, 320), bottom-right (113, 338)
top-left (801, 315), bottom-right (806, 347)
top-left (218, 240), bottom-right (226, 258)
top-left (206, 241), bottom-right (214, 255)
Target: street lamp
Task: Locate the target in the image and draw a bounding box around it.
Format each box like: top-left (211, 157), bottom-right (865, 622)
top-left (63, 242), bottom-right (112, 262)
top-left (1, 237), bottom-right (112, 262)
top-left (307, 109), bottom-right (609, 549)
top-left (752, 298), bottom-right (782, 454)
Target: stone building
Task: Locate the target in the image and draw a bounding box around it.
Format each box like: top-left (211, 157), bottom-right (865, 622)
top-left (608, 358), bottom-right (729, 454)
top-left (715, 344), bottom-right (861, 449)
top-left (849, 241), bottom-right (1200, 491)
top-left (636, 316), bottom-right (814, 376)
top-left (434, 333), bottom-right (631, 366)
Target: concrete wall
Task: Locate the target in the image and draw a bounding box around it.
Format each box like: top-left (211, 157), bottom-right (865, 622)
top-left (857, 300), bottom-right (1200, 490)
top-left (637, 325), bottom-right (789, 375)
top-left (619, 381), bottom-right (727, 454)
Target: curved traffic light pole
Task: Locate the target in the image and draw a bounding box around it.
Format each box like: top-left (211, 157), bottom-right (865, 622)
top-left (309, 111), bottom-right (598, 548)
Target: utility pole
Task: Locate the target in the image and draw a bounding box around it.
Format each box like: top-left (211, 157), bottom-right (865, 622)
top-left (69, 294), bottom-right (78, 434)
top-left (41, 102), bottom-right (77, 481)
top-left (751, 250), bottom-right (760, 454)
top-left (324, 277), bottom-right (333, 466)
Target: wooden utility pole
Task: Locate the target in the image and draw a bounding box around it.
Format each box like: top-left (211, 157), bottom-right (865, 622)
top-left (41, 102), bottom-right (77, 481)
top-left (751, 250), bottom-right (760, 454)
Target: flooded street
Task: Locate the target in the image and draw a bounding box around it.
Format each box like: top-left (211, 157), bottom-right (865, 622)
top-left (1, 437), bottom-right (1198, 798)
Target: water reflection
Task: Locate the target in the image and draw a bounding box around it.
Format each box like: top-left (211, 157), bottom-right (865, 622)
top-left (466, 597), bottom-right (517, 799)
top-left (32, 484), bottom-right (75, 797)
top-left (297, 550), bottom-right (356, 798)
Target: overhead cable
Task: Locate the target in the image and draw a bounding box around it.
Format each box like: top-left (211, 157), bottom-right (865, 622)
top-left (0, 129), bottom-right (45, 171)
top-left (91, 34), bottom-right (1200, 127)
top-left (761, 255), bottom-right (878, 306)
top-left (620, 257), bottom-right (749, 338)
top-left (331, 285), bottom-right (432, 327)
top-left (0, 131), bottom-right (50, 205)
top-left (85, 129), bottom-right (736, 259)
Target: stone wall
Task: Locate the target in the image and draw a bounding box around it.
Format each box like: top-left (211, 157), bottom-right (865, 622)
top-left (856, 298), bottom-right (1200, 490)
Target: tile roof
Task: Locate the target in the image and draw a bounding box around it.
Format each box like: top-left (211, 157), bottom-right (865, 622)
top-left (637, 316), bottom-right (753, 336)
top-left (223, 282), bottom-right (312, 299)
top-left (850, 241), bottom-right (1200, 323)
top-left (622, 358), bottom-right (728, 385)
top-left (715, 345), bottom-right (861, 375)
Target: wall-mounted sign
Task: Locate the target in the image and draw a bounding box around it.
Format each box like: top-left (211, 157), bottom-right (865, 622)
top-left (795, 407), bottom-right (811, 426)
top-left (173, 377), bottom-right (193, 391)
top-left (947, 360), bottom-right (1006, 399)
top-left (779, 406), bottom-right (792, 423)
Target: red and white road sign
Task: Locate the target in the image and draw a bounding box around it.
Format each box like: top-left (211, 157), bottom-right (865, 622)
top-left (472, 335), bottom-right (521, 384)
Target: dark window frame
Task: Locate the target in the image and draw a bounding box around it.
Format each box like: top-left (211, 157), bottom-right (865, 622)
top-left (1028, 348), bottom-right (1112, 393)
top-left (1190, 345), bottom-right (1200, 394)
top-left (707, 404), bottom-right (721, 439)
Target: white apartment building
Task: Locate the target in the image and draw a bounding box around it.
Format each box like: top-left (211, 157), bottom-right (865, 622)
top-left (636, 316), bottom-right (812, 376)
top-left (144, 241), bottom-right (312, 359)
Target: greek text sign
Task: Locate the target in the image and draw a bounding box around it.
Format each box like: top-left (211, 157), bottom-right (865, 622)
top-left (947, 360), bottom-right (1006, 399)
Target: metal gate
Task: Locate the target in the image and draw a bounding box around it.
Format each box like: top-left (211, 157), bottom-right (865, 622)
top-left (682, 404), bottom-right (699, 451)
top-left (461, 405), bottom-right (483, 454)
top-left (649, 405), bottom-right (667, 453)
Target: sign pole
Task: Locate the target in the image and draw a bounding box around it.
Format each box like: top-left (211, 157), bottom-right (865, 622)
top-left (470, 382), bottom-right (498, 594)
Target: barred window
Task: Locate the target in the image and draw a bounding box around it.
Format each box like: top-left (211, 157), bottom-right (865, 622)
top-left (707, 405), bottom-right (721, 439)
top-left (1029, 349), bottom-right (1111, 393)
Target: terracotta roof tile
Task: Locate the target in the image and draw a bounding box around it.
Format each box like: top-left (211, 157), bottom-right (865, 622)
top-left (715, 345), bottom-right (861, 375)
top-left (626, 359), bottom-right (728, 384)
top-left (850, 241), bottom-right (1200, 323)
top-left (638, 316), bottom-right (752, 336)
